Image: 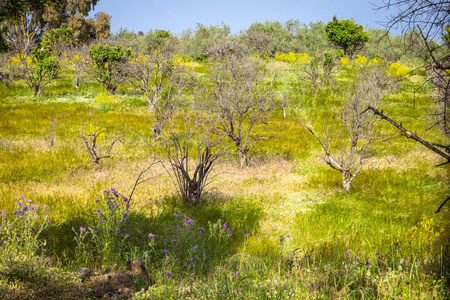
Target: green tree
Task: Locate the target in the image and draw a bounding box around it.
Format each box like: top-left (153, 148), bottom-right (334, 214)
top-left (88, 43), bottom-right (132, 94)
top-left (324, 16), bottom-right (369, 57)
top-left (0, 0), bottom-right (59, 52)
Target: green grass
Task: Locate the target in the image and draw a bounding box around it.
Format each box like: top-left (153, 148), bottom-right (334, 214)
top-left (0, 58), bottom-right (449, 299)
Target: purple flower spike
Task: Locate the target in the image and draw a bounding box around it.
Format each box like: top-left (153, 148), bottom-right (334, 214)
top-left (148, 233), bottom-right (156, 239)
top-left (166, 270), bottom-right (172, 279)
top-left (47, 220), bottom-right (51, 225)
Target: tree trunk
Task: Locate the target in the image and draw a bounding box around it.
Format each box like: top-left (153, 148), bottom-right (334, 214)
top-left (239, 150), bottom-right (248, 168)
top-left (342, 172), bottom-right (351, 194)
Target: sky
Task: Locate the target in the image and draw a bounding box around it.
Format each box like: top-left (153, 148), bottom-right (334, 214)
top-left (89, 0), bottom-right (397, 35)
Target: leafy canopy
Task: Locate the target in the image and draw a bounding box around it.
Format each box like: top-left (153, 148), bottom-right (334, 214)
top-left (324, 16), bottom-right (369, 57)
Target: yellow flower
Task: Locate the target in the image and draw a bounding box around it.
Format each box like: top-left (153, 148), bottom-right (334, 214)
top-left (388, 62), bottom-right (408, 77)
top-left (340, 57), bottom-right (349, 65)
top-left (354, 55), bottom-right (367, 67)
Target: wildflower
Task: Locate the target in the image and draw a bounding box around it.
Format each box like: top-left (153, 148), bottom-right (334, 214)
top-left (47, 220), bottom-right (51, 225)
top-left (123, 197), bottom-right (128, 202)
top-left (95, 198), bottom-right (100, 203)
top-left (124, 233), bottom-right (129, 237)
top-left (43, 215), bottom-right (49, 219)
top-left (234, 273), bottom-right (238, 278)
top-left (175, 248), bottom-right (179, 252)
top-left (198, 227), bottom-right (205, 234)
top-left (80, 227), bottom-right (87, 233)
top-left (96, 209), bottom-right (102, 214)
top-left (228, 229), bottom-right (232, 237)
top-left (193, 245), bottom-right (198, 250)
top-left (148, 233), bottom-right (155, 239)
top-left (162, 249), bottom-right (169, 253)
top-left (223, 222), bottom-right (228, 230)
top-left (165, 270), bottom-right (172, 279)
top-left (44, 205), bottom-right (49, 212)
top-left (366, 260), bottom-right (371, 265)
top-left (100, 219), bottom-right (106, 223)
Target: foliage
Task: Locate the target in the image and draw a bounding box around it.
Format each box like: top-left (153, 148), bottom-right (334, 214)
top-left (388, 61), bottom-right (409, 77)
top-left (274, 52), bottom-right (309, 64)
top-left (43, 0), bottom-right (110, 41)
top-left (324, 16), bottom-right (370, 57)
top-left (0, 197), bottom-right (51, 260)
top-left (88, 43), bottom-right (132, 94)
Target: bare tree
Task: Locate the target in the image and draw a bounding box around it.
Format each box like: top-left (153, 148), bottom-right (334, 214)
top-left (128, 37), bottom-right (181, 109)
top-left (44, 114), bottom-right (66, 147)
top-left (80, 120), bottom-right (123, 169)
top-left (303, 65), bottom-right (395, 193)
top-left (206, 52), bottom-right (278, 167)
top-left (376, 0), bottom-right (450, 210)
top-left (298, 50), bottom-right (339, 90)
top-left (159, 114), bottom-right (225, 205)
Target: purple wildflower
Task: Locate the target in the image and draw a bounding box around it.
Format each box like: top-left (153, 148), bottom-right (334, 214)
top-left (366, 260), bottom-right (371, 265)
top-left (95, 198), bottom-right (100, 203)
top-left (148, 233), bottom-right (155, 239)
top-left (80, 227), bottom-right (86, 233)
top-left (234, 273), bottom-right (238, 278)
top-left (100, 219), bottom-right (106, 223)
top-left (193, 245), bottom-right (198, 250)
top-left (223, 222), bottom-right (228, 230)
top-left (166, 271), bottom-right (172, 279)
top-left (44, 205), bottom-right (49, 212)
top-left (96, 209), bottom-right (102, 214)
top-left (198, 227), bottom-right (205, 234)
top-left (162, 249), bottom-right (169, 253)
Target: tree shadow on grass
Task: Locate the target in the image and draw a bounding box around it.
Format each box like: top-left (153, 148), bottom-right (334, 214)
top-left (41, 193), bottom-right (264, 277)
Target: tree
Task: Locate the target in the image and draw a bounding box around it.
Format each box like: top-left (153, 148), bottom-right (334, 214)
top-left (159, 114), bottom-right (225, 205)
top-left (375, 0), bottom-right (450, 212)
top-left (206, 50), bottom-right (277, 167)
top-left (128, 33), bottom-right (192, 138)
top-left (303, 65), bottom-right (395, 193)
top-left (298, 49), bottom-right (340, 90)
top-left (1, 0), bottom-right (110, 52)
top-left (10, 42), bottom-right (61, 97)
top-left (43, 0), bottom-right (111, 41)
top-left (243, 21), bottom-right (294, 57)
top-left (79, 120), bottom-right (123, 169)
top-left (0, 0), bottom-right (59, 52)
top-left (87, 43), bottom-right (132, 94)
top-left (324, 16), bottom-right (369, 57)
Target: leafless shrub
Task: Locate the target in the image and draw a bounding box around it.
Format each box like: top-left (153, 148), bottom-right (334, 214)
top-left (79, 120), bottom-right (124, 169)
top-left (44, 114), bottom-right (66, 147)
top-left (159, 114), bottom-right (225, 205)
top-left (206, 54), bottom-right (278, 167)
top-left (298, 50), bottom-right (339, 90)
top-left (302, 65), bottom-right (395, 193)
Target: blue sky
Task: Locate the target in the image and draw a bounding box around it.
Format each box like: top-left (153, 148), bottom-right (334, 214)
top-left (90, 0), bottom-right (394, 35)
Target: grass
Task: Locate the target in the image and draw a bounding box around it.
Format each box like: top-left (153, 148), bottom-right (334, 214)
top-left (0, 58), bottom-right (449, 299)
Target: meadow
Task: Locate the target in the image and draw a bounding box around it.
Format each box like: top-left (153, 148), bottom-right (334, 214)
top-left (0, 53), bottom-right (449, 299)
